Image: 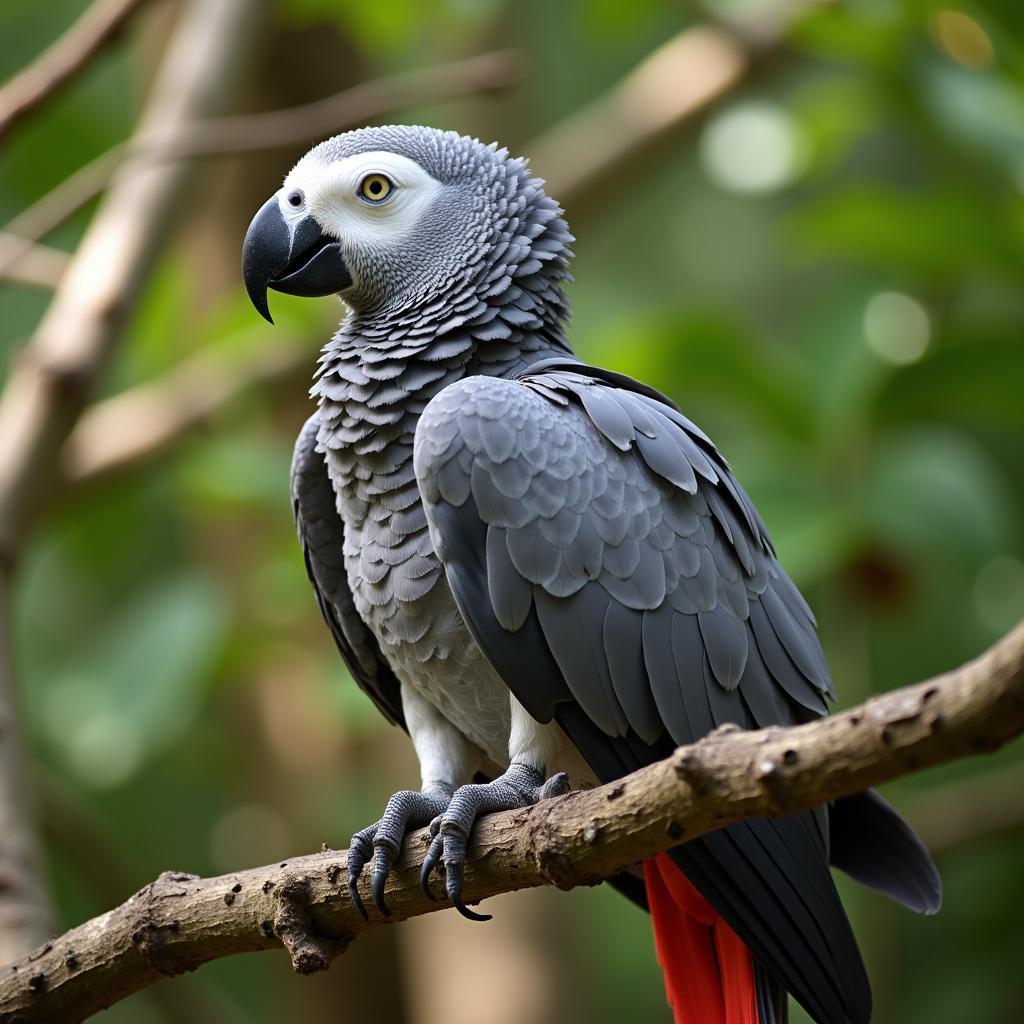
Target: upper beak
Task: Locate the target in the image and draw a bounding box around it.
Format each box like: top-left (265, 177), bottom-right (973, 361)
top-left (241, 196), bottom-right (352, 323)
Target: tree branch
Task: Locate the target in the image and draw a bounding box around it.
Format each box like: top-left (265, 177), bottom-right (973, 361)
top-left (59, 336), bottom-right (311, 493)
top-left (2, 620), bottom-right (1022, 1023)
top-left (0, 0), bottom-right (153, 144)
top-left (0, 0), bottom-right (267, 966)
top-left (0, 236), bottom-right (69, 290)
top-left (170, 49), bottom-right (519, 159)
top-left (527, 25), bottom-right (758, 216)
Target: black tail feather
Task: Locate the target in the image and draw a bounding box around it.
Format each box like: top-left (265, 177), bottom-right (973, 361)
top-left (829, 790), bottom-right (942, 915)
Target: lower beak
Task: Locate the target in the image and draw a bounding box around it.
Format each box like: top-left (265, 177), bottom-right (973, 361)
top-left (241, 196), bottom-right (352, 323)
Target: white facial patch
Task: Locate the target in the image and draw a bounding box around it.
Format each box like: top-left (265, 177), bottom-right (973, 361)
top-left (279, 151), bottom-right (443, 248)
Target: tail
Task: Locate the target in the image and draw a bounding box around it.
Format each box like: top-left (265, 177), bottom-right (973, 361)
top-left (645, 854), bottom-right (783, 1024)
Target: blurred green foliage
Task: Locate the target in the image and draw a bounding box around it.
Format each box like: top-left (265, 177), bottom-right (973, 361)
top-left (1, 0), bottom-right (1023, 1022)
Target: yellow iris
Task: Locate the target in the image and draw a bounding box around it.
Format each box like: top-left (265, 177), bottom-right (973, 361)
top-left (359, 174), bottom-right (394, 202)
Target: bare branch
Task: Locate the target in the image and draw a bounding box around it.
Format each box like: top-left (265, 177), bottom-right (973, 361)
top-left (172, 49), bottom-right (519, 158)
top-left (0, 0), bottom-right (267, 965)
top-left (0, 49), bottom-right (520, 281)
top-left (0, 567), bottom-right (54, 966)
top-left (60, 336), bottom-right (312, 491)
top-left (0, 235), bottom-right (69, 290)
top-left (0, 151), bottom-right (122, 282)
top-left (0, 0), bottom-right (152, 144)
top-left (527, 26), bottom-right (755, 215)
top-left (2, 621), bottom-right (1022, 1022)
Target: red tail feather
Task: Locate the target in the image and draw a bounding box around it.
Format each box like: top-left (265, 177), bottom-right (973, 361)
top-left (645, 854), bottom-right (760, 1024)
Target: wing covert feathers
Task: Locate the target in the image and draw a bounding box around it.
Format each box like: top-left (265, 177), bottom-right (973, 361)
top-left (291, 413), bottom-right (406, 728)
top-left (414, 360), bottom-right (833, 744)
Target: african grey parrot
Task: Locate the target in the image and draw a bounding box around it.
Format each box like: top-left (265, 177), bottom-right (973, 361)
top-left (242, 125), bottom-right (941, 1024)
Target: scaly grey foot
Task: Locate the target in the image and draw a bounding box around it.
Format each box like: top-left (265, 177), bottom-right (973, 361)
top-left (419, 763), bottom-right (569, 921)
top-left (347, 782), bottom-right (454, 918)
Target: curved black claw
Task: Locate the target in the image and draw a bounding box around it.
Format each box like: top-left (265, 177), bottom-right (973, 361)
top-left (372, 842), bottom-right (397, 916)
top-left (347, 830), bottom-right (374, 922)
top-left (420, 826), bottom-right (444, 901)
top-left (447, 865), bottom-right (492, 923)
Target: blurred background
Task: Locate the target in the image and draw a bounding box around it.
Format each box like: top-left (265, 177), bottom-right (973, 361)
top-left (1, 0), bottom-right (1023, 1021)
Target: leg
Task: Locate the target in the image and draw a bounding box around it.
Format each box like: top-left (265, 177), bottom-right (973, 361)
top-left (421, 696), bottom-right (569, 920)
top-left (347, 682), bottom-right (478, 918)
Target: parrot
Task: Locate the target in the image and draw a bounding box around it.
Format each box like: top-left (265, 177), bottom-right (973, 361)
top-left (241, 124), bottom-right (941, 1024)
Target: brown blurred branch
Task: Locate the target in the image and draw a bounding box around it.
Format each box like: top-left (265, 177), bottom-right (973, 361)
top-left (60, 337), bottom-right (311, 491)
top-left (0, 568), bottom-right (53, 972)
top-left (0, 50), bottom-right (520, 282)
top-left (173, 49), bottom-right (519, 158)
top-left (3, 621), bottom-right (1024, 1022)
top-left (0, 236), bottom-right (69, 290)
top-left (0, 0), bottom-right (152, 144)
top-left (0, 151), bottom-right (121, 283)
top-left (0, 0), bottom-right (266, 965)
top-left (527, 25), bottom-right (758, 216)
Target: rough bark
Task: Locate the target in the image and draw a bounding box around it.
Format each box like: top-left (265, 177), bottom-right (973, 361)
top-left (2, 620), bottom-right (1022, 1024)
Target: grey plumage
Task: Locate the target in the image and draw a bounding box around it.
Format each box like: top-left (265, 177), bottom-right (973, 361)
top-left (251, 125), bottom-right (942, 1024)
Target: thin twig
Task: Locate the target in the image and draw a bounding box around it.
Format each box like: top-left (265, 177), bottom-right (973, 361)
top-left (0, 50), bottom-right (519, 280)
top-left (0, 235), bottom-right (69, 290)
top-left (2, 619), bottom-right (1023, 1022)
top-left (0, 0), bottom-right (153, 144)
top-left (527, 25), bottom-right (753, 214)
top-left (0, 150), bottom-right (123, 282)
top-left (60, 336), bottom-right (312, 491)
top-left (173, 49), bottom-right (519, 158)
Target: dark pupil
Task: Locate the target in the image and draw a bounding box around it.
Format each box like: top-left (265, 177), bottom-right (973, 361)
top-left (369, 179), bottom-right (383, 195)
top-left (288, 190), bottom-right (303, 207)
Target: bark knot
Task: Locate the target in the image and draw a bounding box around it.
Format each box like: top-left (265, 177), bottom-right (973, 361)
top-left (272, 876), bottom-right (347, 975)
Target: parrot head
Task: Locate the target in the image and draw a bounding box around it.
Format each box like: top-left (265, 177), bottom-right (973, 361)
top-left (242, 124), bottom-right (568, 325)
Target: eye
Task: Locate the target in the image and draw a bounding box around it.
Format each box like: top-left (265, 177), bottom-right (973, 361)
top-left (286, 188), bottom-right (304, 208)
top-left (358, 173), bottom-right (396, 204)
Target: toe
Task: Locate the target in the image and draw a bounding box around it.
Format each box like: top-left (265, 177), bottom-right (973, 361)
top-left (420, 830), bottom-right (444, 901)
top-left (372, 841), bottom-right (398, 916)
top-left (347, 828), bottom-right (376, 921)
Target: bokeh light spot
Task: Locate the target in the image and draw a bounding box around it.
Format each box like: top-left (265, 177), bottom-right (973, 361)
top-left (863, 292), bottom-right (931, 365)
top-left (931, 10), bottom-right (995, 70)
top-left (700, 102), bottom-right (808, 194)
top-left (68, 712), bottom-right (142, 789)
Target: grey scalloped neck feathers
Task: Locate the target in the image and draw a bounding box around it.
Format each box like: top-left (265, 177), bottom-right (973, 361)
top-left (311, 126), bottom-right (576, 455)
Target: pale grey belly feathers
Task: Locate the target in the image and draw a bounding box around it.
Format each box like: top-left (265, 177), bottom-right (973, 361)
top-left (327, 443), bottom-right (514, 769)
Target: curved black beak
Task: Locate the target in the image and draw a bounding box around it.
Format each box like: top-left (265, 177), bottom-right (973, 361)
top-left (241, 196), bottom-right (352, 323)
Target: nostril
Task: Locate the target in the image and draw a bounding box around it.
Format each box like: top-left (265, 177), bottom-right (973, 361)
top-left (287, 189), bottom-right (304, 208)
